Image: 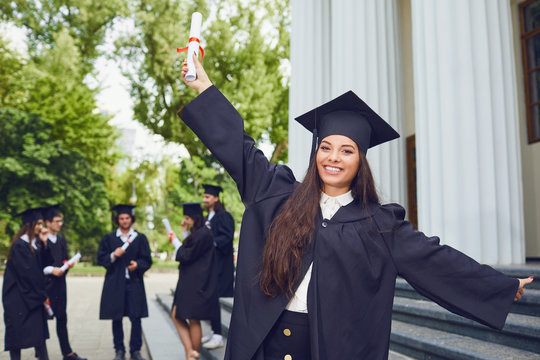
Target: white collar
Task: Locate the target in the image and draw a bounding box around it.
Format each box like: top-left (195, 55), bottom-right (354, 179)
top-left (116, 227), bottom-right (134, 237)
top-left (208, 210), bottom-right (216, 220)
top-left (20, 234), bottom-right (37, 249)
top-left (47, 233), bottom-right (57, 243)
top-left (320, 190), bottom-right (354, 207)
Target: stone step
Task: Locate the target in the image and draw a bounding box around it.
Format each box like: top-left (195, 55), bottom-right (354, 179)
top-left (392, 296), bottom-right (540, 354)
top-left (395, 278), bottom-right (540, 317)
top-left (391, 320), bottom-right (540, 360)
top-left (142, 297), bottom-right (186, 359)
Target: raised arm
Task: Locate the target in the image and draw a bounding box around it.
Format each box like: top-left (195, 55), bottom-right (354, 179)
top-left (178, 55), bottom-right (296, 206)
top-left (375, 204), bottom-right (526, 330)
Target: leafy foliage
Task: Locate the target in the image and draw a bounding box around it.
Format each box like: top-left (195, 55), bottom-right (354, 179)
top-left (0, 108), bottom-right (110, 259)
top-left (115, 0), bottom-right (290, 162)
top-left (0, 0), bottom-right (129, 73)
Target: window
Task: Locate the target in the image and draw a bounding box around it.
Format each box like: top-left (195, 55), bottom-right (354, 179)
top-left (520, 0), bottom-right (540, 143)
top-left (406, 135), bottom-right (418, 229)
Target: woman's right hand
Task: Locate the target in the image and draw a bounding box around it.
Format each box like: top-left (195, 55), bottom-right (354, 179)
top-left (180, 220), bottom-right (189, 232)
top-left (181, 53), bottom-right (213, 94)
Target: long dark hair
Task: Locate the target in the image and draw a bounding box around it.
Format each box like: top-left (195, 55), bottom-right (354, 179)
top-left (8, 220), bottom-right (40, 259)
top-left (184, 213), bottom-right (206, 246)
top-left (260, 150), bottom-right (380, 298)
top-left (213, 199), bottom-right (224, 212)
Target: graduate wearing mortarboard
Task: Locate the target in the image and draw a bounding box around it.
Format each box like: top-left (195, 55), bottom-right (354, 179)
top-left (97, 205), bottom-right (152, 360)
top-left (168, 202), bottom-right (219, 360)
top-left (41, 205), bottom-right (86, 360)
top-left (200, 183), bottom-right (235, 350)
top-left (3, 207), bottom-right (53, 360)
top-left (178, 56), bottom-right (533, 360)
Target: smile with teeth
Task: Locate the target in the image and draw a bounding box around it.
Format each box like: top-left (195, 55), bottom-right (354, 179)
top-left (324, 166), bottom-right (343, 173)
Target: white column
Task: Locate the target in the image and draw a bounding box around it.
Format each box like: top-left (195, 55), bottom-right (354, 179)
top-left (290, 0), bottom-right (406, 205)
top-left (411, 0), bottom-right (525, 264)
top-left (289, 0), bottom-right (331, 180)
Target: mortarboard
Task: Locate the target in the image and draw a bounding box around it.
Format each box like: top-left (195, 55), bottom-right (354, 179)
top-left (182, 202), bottom-right (203, 218)
top-left (294, 91), bottom-right (400, 156)
top-left (16, 207), bottom-right (45, 224)
top-left (44, 204), bottom-right (62, 221)
top-left (111, 204), bottom-right (136, 216)
top-left (202, 184), bottom-right (223, 197)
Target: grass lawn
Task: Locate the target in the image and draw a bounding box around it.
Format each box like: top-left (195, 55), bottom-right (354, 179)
top-left (0, 258), bottom-right (178, 276)
top-left (68, 259), bottom-right (177, 275)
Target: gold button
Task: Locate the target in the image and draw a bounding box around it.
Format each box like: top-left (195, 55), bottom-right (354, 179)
top-left (283, 328), bottom-right (291, 336)
top-left (284, 355), bottom-right (292, 360)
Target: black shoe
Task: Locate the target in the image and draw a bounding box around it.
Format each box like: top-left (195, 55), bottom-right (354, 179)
top-left (113, 350), bottom-right (126, 360)
top-left (130, 351), bottom-right (146, 360)
top-left (64, 353), bottom-right (88, 360)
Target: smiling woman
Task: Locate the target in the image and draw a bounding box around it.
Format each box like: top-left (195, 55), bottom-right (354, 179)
top-left (316, 135), bottom-right (360, 196)
top-left (177, 55), bottom-right (533, 360)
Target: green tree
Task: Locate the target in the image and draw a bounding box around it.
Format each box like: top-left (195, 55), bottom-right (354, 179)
top-left (0, 0), bottom-right (129, 73)
top-left (0, 108), bottom-right (110, 260)
top-left (0, 31), bottom-right (120, 177)
top-left (115, 0), bottom-right (290, 162)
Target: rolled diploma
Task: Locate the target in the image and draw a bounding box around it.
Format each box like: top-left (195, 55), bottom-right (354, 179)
top-left (185, 12), bottom-right (203, 82)
top-left (60, 253), bottom-right (82, 272)
top-left (121, 232), bottom-right (137, 251)
top-left (44, 300), bottom-right (54, 317)
top-left (162, 218), bottom-right (173, 234)
top-left (163, 218), bottom-right (182, 249)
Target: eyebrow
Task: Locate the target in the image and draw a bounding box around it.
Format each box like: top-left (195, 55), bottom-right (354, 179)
top-left (320, 140), bottom-right (357, 150)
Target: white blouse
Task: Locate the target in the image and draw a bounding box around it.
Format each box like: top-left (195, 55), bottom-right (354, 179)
top-left (285, 190), bottom-right (354, 313)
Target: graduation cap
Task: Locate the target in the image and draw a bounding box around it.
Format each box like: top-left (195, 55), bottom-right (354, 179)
top-left (16, 207), bottom-right (45, 224)
top-left (111, 204), bottom-right (136, 216)
top-left (182, 202), bottom-right (203, 218)
top-left (294, 91), bottom-right (400, 156)
top-left (44, 204), bottom-right (62, 221)
top-left (202, 184), bottom-right (223, 197)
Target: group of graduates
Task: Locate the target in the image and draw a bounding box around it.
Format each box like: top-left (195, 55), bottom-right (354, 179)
top-left (2, 205), bottom-right (86, 360)
top-left (2, 183), bottom-right (236, 360)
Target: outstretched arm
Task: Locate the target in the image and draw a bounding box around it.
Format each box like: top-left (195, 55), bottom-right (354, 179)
top-left (179, 55), bottom-right (296, 206)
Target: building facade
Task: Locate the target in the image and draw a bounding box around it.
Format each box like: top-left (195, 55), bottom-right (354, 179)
top-left (289, 0), bottom-right (540, 264)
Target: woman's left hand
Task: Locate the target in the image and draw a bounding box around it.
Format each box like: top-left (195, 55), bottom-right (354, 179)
top-left (180, 220), bottom-right (188, 232)
top-left (514, 277), bottom-right (534, 301)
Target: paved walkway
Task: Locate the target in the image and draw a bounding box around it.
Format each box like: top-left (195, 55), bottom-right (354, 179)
top-left (0, 272), bottom-right (178, 360)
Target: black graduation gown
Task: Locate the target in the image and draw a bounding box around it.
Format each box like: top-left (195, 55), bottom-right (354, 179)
top-left (2, 238), bottom-right (51, 351)
top-left (173, 226), bottom-right (220, 320)
top-left (179, 86), bottom-right (520, 360)
top-left (209, 209), bottom-right (235, 297)
top-left (45, 235), bottom-right (69, 313)
top-left (97, 231), bottom-right (152, 320)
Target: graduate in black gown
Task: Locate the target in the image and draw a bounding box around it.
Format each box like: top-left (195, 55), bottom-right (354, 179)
top-left (201, 184), bottom-right (235, 349)
top-left (178, 55), bottom-right (534, 360)
top-left (97, 205), bottom-right (152, 360)
top-left (169, 202), bottom-right (219, 360)
top-left (42, 205), bottom-right (87, 360)
top-left (2, 207), bottom-right (52, 360)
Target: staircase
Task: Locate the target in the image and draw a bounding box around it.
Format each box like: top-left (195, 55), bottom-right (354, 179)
top-left (149, 265), bottom-right (540, 359)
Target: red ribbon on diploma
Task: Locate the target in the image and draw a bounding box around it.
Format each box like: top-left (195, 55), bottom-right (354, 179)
top-left (177, 37), bottom-right (205, 59)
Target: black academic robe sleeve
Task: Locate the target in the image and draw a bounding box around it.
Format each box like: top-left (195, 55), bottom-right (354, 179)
top-left (377, 203), bottom-right (519, 330)
top-left (10, 241), bottom-right (48, 311)
top-left (176, 231), bottom-right (213, 265)
top-left (132, 233), bottom-right (152, 277)
top-left (180, 85), bottom-right (296, 207)
top-left (2, 239), bottom-right (50, 351)
top-left (97, 234), bottom-right (115, 269)
top-left (212, 211), bottom-right (235, 250)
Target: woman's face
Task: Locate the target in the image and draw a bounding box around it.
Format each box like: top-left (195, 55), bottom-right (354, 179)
top-left (184, 215), bottom-right (194, 228)
top-left (316, 134), bottom-right (360, 196)
top-left (33, 219), bottom-right (43, 234)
